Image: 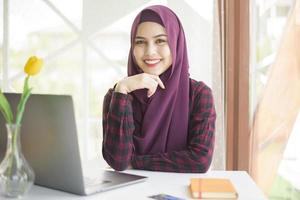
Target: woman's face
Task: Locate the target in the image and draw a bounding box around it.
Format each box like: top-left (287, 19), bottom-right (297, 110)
top-left (133, 22), bottom-right (172, 76)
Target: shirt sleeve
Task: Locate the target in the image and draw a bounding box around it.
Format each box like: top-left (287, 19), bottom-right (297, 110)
top-left (131, 83), bottom-right (216, 173)
top-left (102, 89), bottom-right (135, 171)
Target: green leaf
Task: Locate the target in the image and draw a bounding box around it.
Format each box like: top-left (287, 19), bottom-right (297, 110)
top-left (0, 90), bottom-right (13, 123)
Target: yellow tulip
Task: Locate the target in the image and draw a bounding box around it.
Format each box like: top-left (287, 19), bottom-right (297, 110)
top-left (24, 56), bottom-right (43, 76)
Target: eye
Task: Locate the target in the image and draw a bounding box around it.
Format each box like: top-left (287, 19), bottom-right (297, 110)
top-left (156, 38), bottom-right (167, 45)
top-left (134, 40), bottom-right (145, 45)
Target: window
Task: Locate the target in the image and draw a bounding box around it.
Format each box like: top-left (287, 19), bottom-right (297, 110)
top-left (251, 0), bottom-right (293, 112)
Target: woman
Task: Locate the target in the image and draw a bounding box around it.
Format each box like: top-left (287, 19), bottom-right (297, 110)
top-left (102, 5), bottom-right (216, 173)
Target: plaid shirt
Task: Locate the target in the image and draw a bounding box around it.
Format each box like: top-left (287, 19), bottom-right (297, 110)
top-left (102, 79), bottom-right (216, 173)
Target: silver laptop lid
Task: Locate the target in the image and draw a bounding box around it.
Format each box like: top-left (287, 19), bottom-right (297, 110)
top-left (0, 93), bottom-right (85, 195)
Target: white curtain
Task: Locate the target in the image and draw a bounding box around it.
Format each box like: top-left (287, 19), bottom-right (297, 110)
top-left (251, 0), bottom-right (300, 194)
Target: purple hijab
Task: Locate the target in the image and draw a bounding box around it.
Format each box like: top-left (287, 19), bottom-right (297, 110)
top-left (128, 5), bottom-right (190, 154)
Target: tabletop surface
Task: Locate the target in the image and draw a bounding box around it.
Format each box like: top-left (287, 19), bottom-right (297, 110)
top-left (1, 169), bottom-right (267, 200)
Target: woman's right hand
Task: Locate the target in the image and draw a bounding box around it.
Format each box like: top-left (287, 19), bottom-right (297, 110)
top-left (115, 73), bottom-right (165, 97)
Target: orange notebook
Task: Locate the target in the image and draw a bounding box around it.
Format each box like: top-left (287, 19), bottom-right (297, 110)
top-left (190, 178), bottom-right (238, 199)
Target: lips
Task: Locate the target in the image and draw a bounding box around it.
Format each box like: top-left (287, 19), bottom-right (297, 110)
top-left (144, 59), bottom-right (161, 67)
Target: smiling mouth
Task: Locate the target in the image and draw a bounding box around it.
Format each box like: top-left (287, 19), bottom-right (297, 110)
top-left (144, 59), bottom-right (161, 67)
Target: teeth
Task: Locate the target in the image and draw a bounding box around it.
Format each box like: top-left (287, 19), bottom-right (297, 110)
top-left (145, 59), bottom-right (160, 64)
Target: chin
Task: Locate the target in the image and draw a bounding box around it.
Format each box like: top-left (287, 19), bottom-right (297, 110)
top-left (147, 71), bottom-right (162, 76)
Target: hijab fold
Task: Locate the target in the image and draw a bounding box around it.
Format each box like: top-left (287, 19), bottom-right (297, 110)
top-left (129, 5), bottom-right (190, 154)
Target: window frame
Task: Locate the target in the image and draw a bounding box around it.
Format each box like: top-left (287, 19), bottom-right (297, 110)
top-left (224, 0), bottom-right (251, 171)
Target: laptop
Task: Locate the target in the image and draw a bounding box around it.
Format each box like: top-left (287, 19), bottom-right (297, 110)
top-left (0, 93), bottom-right (147, 195)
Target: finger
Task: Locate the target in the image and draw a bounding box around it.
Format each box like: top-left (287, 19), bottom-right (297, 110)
top-left (147, 88), bottom-right (155, 97)
top-left (147, 89), bottom-right (153, 97)
top-left (147, 90), bottom-right (152, 97)
top-left (147, 85), bottom-right (158, 97)
top-left (151, 75), bottom-right (165, 89)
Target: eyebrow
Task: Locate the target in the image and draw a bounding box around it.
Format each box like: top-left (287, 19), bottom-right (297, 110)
top-left (135, 34), bottom-right (168, 39)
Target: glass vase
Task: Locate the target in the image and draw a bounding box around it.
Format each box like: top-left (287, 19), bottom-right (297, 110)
top-left (0, 124), bottom-right (35, 198)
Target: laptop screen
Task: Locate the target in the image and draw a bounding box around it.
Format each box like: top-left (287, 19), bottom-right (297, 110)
top-left (0, 93), bottom-right (147, 195)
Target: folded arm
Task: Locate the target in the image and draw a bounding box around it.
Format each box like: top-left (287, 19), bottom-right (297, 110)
top-left (102, 89), bottom-right (135, 171)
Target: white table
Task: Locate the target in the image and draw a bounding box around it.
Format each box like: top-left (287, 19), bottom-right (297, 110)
top-left (2, 170), bottom-right (267, 200)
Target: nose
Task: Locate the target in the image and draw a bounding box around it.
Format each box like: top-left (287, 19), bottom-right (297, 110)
top-left (145, 42), bottom-right (157, 56)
